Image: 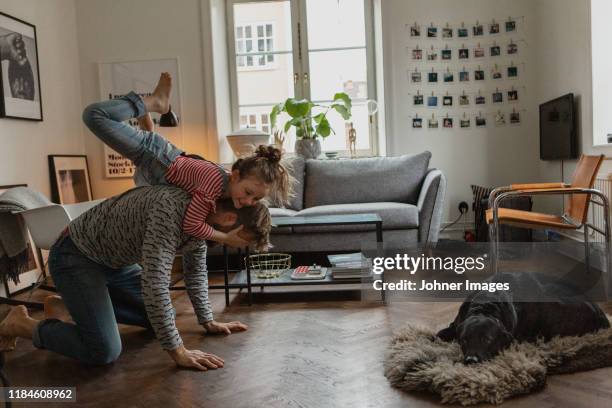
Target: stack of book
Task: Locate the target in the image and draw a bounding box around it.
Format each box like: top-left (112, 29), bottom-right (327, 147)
top-left (327, 253), bottom-right (372, 280)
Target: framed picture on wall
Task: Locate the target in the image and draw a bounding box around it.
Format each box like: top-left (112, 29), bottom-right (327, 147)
top-left (0, 184), bottom-right (42, 296)
top-left (0, 12), bottom-right (43, 121)
top-left (48, 155), bottom-right (93, 204)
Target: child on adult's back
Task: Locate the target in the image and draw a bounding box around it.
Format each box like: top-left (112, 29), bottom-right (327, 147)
top-left (82, 72), bottom-right (293, 248)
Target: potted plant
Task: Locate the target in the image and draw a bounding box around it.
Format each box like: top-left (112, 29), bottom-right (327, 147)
top-left (270, 93), bottom-right (352, 159)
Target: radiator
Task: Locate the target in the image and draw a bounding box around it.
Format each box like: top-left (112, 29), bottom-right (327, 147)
top-left (588, 176), bottom-right (612, 242)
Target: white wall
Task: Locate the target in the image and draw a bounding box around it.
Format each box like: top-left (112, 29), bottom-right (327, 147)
top-left (74, 0), bottom-right (215, 199)
top-left (380, 0), bottom-right (539, 223)
top-left (0, 0), bottom-right (84, 198)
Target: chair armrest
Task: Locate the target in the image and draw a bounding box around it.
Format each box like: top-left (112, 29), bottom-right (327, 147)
top-left (510, 182), bottom-right (568, 190)
top-left (417, 169), bottom-right (446, 244)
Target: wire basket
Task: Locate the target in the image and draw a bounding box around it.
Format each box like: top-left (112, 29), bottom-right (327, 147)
top-left (246, 253), bottom-right (292, 278)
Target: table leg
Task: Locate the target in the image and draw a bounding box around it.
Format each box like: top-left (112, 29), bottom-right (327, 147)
top-left (376, 221), bottom-right (385, 303)
top-left (223, 245), bottom-right (229, 307)
top-left (245, 246), bottom-right (252, 305)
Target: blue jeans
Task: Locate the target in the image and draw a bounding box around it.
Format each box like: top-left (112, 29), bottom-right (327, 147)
top-left (34, 234), bottom-right (154, 365)
top-left (82, 92), bottom-right (183, 186)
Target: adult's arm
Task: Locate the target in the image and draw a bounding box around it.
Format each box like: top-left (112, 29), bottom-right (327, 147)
top-left (140, 202), bottom-right (183, 351)
top-left (181, 240), bottom-right (214, 325)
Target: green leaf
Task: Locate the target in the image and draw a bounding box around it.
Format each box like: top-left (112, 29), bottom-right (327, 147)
top-left (333, 92), bottom-right (352, 110)
top-left (270, 103), bottom-right (283, 128)
top-left (285, 98), bottom-right (311, 118)
top-left (331, 103), bottom-right (351, 120)
top-left (316, 116), bottom-right (331, 137)
top-left (313, 113), bottom-right (325, 124)
top-left (284, 117), bottom-right (301, 133)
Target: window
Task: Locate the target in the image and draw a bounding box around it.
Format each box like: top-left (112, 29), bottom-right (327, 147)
top-left (236, 23), bottom-right (275, 70)
top-left (227, 0), bottom-right (377, 156)
top-left (239, 112), bottom-right (271, 134)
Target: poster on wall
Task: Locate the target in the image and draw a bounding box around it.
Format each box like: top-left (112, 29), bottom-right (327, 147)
top-left (0, 12), bottom-right (43, 121)
top-left (98, 58), bottom-right (183, 178)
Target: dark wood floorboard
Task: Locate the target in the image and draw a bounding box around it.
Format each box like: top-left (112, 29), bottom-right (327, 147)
top-left (2, 272), bottom-right (612, 408)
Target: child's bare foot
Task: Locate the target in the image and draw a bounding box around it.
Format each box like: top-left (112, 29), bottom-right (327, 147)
top-left (143, 72), bottom-right (171, 114)
top-left (138, 113), bottom-right (155, 132)
top-left (44, 295), bottom-right (70, 320)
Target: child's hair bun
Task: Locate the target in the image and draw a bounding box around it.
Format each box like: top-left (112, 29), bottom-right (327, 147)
top-left (255, 145), bottom-right (282, 164)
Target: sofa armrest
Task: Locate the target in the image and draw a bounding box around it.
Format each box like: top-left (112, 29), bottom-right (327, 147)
top-left (417, 169), bottom-right (446, 244)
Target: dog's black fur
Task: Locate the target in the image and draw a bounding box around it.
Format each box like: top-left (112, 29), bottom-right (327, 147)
top-left (437, 274), bottom-right (610, 364)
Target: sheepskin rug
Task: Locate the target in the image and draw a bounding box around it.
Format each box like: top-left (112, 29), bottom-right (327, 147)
top-left (383, 321), bottom-right (612, 406)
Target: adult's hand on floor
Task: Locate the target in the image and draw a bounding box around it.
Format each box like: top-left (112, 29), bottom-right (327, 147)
top-left (168, 345), bottom-right (224, 371)
top-left (203, 320), bottom-right (248, 335)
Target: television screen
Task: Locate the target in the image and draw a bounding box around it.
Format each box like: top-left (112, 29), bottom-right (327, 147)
top-left (539, 93), bottom-right (577, 160)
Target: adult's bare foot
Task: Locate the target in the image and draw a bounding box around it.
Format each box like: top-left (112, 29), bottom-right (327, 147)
top-left (0, 305), bottom-right (31, 350)
top-left (143, 72), bottom-right (171, 114)
top-left (137, 113), bottom-right (155, 132)
top-left (44, 295), bottom-right (70, 321)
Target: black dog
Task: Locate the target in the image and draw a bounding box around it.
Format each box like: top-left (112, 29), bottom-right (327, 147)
top-left (437, 274), bottom-right (610, 364)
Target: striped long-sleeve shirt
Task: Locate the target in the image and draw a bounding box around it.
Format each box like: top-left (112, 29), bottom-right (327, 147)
top-left (69, 186), bottom-right (213, 351)
top-left (165, 156), bottom-right (228, 240)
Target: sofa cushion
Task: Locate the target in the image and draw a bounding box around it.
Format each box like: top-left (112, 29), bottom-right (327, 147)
top-left (303, 152), bottom-right (431, 208)
top-left (268, 207), bottom-right (296, 234)
top-left (286, 202), bottom-right (418, 233)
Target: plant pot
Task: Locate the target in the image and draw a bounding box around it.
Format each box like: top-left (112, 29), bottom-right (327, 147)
top-left (294, 139), bottom-right (321, 159)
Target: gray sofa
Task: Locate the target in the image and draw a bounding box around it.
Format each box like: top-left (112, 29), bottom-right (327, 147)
top-left (267, 151), bottom-right (446, 253)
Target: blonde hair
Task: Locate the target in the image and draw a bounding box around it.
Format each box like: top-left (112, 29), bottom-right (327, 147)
top-left (232, 145), bottom-right (294, 207)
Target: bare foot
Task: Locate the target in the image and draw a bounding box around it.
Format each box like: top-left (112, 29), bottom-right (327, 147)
top-left (44, 295), bottom-right (70, 321)
top-left (0, 305), bottom-right (30, 350)
top-left (143, 72), bottom-right (171, 114)
top-left (138, 113), bottom-right (155, 132)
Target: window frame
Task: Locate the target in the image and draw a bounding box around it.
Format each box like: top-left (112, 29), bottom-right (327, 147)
top-left (226, 0), bottom-right (378, 157)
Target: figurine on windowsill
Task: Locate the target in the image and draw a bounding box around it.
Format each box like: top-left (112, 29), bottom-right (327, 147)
top-left (348, 122), bottom-right (357, 158)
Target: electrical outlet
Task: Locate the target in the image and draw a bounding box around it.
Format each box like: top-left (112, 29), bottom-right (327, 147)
top-left (458, 201), bottom-right (469, 214)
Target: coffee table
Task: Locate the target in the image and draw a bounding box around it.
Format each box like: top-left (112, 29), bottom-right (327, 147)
top-left (218, 213), bottom-right (384, 305)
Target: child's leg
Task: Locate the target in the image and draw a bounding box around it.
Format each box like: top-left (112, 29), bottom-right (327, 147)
top-left (82, 73), bottom-right (183, 184)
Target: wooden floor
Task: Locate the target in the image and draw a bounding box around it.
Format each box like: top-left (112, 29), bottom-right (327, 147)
top-left (3, 276), bottom-right (612, 408)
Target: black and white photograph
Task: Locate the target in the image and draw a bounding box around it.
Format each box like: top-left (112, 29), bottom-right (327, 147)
top-left (506, 20), bottom-right (516, 32)
top-left (508, 42), bottom-right (518, 54)
top-left (490, 22), bottom-right (500, 34)
top-left (410, 24), bottom-right (421, 37)
top-left (493, 91), bottom-right (503, 103)
top-left (492, 68), bottom-right (503, 79)
top-left (442, 27), bottom-right (453, 38)
top-left (412, 48), bottom-right (422, 60)
top-left (476, 116), bottom-right (487, 127)
top-left (427, 95), bottom-right (438, 107)
top-left (474, 47), bottom-right (485, 58)
top-left (457, 27), bottom-right (468, 38)
top-left (0, 12), bottom-right (42, 120)
top-left (428, 72), bottom-right (438, 83)
top-left (508, 66), bottom-right (518, 78)
top-left (508, 89), bottom-right (519, 101)
top-left (475, 95), bottom-right (486, 104)
top-left (510, 111), bottom-right (521, 124)
top-left (412, 117), bottom-right (423, 128)
top-left (459, 94), bottom-right (470, 106)
top-left (441, 49), bottom-right (452, 60)
top-left (428, 117), bottom-right (439, 128)
top-left (460, 118), bottom-right (471, 128)
top-left (48, 155), bottom-right (93, 204)
top-left (427, 50), bottom-right (437, 61)
top-left (490, 45), bottom-right (501, 56)
top-left (495, 111), bottom-right (506, 126)
top-left (459, 48), bottom-right (469, 59)
top-left (443, 117), bottom-right (453, 128)
top-left (443, 72), bottom-right (454, 83)
top-left (414, 94), bottom-right (424, 105)
top-left (411, 71), bottom-right (422, 83)
top-left (459, 70), bottom-right (469, 82)
top-left (473, 23), bottom-right (484, 36)
top-left (475, 70), bottom-right (485, 80)
top-left (427, 26), bottom-right (437, 38)
top-left (443, 95), bottom-right (453, 106)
